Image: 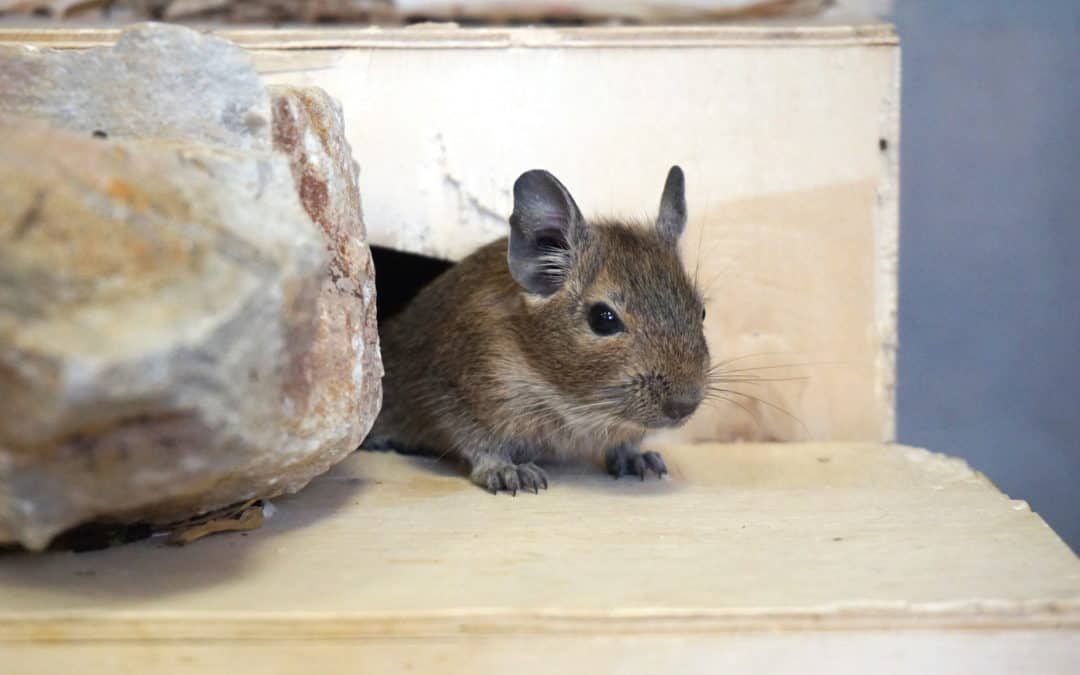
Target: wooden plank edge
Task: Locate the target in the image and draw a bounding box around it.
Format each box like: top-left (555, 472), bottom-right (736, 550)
top-left (4, 604), bottom-right (1079, 642)
top-left (0, 23), bottom-right (898, 50)
top-left (873, 47), bottom-right (901, 441)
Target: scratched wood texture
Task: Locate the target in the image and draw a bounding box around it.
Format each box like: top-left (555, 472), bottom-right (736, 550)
top-left (1, 443), bottom-right (1078, 673)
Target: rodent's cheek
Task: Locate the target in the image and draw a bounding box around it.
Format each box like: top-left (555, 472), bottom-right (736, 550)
top-left (579, 329), bottom-right (630, 347)
top-left (583, 334), bottom-right (633, 359)
top-left (579, 341), bottom-right (637, 383)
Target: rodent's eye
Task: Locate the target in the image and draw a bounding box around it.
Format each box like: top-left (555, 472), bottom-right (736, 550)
top-left (587, 303), bottom-right (625, 336)
top-left (701, 307), bottom-right (707, 322)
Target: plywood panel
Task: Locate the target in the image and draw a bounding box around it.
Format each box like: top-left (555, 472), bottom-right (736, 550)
top-left (1, 443), bottom-right (1076, 642)
top-left (4, 632), bottom-right (1079, 675)
top-left (255, 27), bottom-right (900, 444)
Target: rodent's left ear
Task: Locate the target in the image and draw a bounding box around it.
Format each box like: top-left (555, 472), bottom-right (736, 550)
top-left (657, 165), bottom-right (687, 243)
top-left (508, 169), bottom-right (585, 296)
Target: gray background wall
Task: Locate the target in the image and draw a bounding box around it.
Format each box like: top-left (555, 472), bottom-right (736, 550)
top-left (888, 2), bottom-right (1079, 550)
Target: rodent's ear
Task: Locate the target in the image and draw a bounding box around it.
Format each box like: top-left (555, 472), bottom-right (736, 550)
top-left (508, 169), bottom-right (585, 296)
top-left (657, 165), bottom-right (687, 243)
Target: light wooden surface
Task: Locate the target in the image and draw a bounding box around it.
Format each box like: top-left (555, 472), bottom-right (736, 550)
top-left (5, 632), bottom-right (1079, 675)
top-left (0, 24), bottom-right (901, 445)
top-left (1, 443), bottom-right (1077, 672)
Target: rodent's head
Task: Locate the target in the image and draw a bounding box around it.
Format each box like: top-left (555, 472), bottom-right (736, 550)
top-left (507, 166), bottom-right (709, 431)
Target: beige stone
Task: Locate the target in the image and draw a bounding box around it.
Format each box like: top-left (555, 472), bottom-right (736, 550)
top-left (269, 83), bottom-right (383, 484)
top-left (0, 24), bottom-right (381, 550)
top-left (0, 22), bottom-right (271, 151)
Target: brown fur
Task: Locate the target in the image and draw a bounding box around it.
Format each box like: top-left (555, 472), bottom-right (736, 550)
top-left (364, 168), bottom-right (709, 493)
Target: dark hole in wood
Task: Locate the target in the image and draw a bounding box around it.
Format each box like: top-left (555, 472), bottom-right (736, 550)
top-left (371, 246), bottom-right (454, 322)
top-left (878, 137), bottom-right (888, 151)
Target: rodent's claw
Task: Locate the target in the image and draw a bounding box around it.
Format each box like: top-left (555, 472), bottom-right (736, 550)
top-left (606, 445), bottom-right (668, 481)
top-left (518, 463), bottom-right (549, 494)
top-left (475, 461), bottom-right (549, 495)
top-left (605, 449), bottom-right (626, 479)
top-left (499, 467), bottom-right (520, 496)
top-left (642, 451), bottom-right (668, 477)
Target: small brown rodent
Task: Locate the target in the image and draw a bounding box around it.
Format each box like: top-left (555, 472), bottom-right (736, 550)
top-left (363, 166), bottom-right (709, 493)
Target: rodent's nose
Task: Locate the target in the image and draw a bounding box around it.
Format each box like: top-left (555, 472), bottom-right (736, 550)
top-left (662, 396), bottom-right (700, 422)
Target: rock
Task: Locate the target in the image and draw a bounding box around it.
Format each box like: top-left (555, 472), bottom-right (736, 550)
top-left (0, 22), bottom-right (271, 151)
top-left (0, 24), bottom-right (381, 550)
top-left (270, 85), bottom-right (383, 462)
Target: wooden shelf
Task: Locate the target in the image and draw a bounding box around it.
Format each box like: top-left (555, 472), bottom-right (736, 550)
top-left (2, 443), bottom-right (1077, 672)
top-left (0, 22), bottom-right (899, 50)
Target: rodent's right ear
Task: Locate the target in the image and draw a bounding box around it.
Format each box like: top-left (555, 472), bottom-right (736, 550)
top-left (507, 170), bottom-right (585, 296)
top-left (657, 165), bottom-right (687, 244)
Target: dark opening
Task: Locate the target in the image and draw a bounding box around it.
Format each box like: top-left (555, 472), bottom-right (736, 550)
top-left (371, 246), bottom-right (454, 322)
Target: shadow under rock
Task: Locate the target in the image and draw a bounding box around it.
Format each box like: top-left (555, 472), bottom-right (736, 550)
top-left (0, 469), bottom-right (370, 601)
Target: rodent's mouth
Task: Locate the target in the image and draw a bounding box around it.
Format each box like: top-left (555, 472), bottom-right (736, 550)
top-left (642, 416), bottom-right (691, 430)
top-left (613, 407), bottom-right (694, 431)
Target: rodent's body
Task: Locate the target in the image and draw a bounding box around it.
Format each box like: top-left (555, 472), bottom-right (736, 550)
top-left (365, 168), bottom-right (709, 493)
top-left (370, 237), bottom-right (648, 464)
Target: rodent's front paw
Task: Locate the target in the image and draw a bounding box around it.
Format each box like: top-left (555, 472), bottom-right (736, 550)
top-left (605, 445), bottom-right (668, 481)
top-left (472, 461), bottom-right (549, 496)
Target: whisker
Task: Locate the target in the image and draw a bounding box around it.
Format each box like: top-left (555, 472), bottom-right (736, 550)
top-left (708, 375), bottom-right (810, 384)
top-left (706, 386), bottom-right (805, 428)
top-left (710, 361), bottom-right (841, 374)
top-left (708, 350), bottom-right (807, 369)
top-left (703, 393), bottom-right (763, 430)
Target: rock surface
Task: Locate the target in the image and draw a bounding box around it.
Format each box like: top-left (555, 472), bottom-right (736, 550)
top-left (0, 23), bottom-right (270, 151)
top-left (0, 24), bottom-right (381, 550)
top-left (270, 85), bottom-right (384, 459)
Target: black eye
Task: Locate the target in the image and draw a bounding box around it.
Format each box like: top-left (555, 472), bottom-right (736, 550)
top-left (587, 303), bottom-right (624, 336)
top-left (701, 307), bottom-right (707, 321)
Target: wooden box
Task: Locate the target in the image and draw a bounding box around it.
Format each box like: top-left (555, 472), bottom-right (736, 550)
top-left (1, 21), bottom-right (1076, 674)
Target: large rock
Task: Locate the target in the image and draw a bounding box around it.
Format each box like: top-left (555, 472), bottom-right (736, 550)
top-left (0, 24), bottom-right (381, 550)
top-left (269, 84), bottom-right (383, 482)
top-left (0, 23), bottom-right (270, 150)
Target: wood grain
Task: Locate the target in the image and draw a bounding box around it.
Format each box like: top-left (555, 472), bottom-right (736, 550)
top-left (2, 443), bottom-right (1077, 671)
top-left (4, 632), bottom-right (1079, 675)
top-left (1, 443), bottom-right (1077, 639)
